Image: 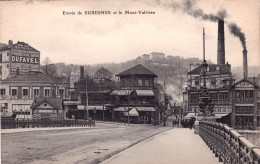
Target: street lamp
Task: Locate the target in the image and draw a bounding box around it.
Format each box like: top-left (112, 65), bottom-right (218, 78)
top-left (198, 28), bottom-right (215, 120)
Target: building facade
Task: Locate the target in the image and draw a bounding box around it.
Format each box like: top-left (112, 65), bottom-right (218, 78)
top-left (231, 77), bottom-right (260, 129)
top-left (110, 64), bottom-right (161, 124)
top-left (184, 63), bottom-right (233, 123)
top-left (0, 40), bottom-right (40, 80)
top-left (0, 71), bottom-right (70, 119)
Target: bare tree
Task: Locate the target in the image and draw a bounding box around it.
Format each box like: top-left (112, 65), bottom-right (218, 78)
top-left (94, 67), bottom-right (113, 79)
top-left (41, 57), bottom-right (57, 77)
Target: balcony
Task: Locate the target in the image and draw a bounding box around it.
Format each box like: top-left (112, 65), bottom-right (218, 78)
top-left (235, 98), bottom-right (254, 104)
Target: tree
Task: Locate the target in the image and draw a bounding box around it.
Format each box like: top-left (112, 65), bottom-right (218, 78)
top-left (41, 57), bottom-right (57, 77)
top-left (94, 67), bottom-right (113, 79)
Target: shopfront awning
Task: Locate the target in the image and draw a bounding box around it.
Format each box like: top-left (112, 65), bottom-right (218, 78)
top-left (77, 105), bottom-right (106, 110)
top-left (110, 90), bottom-right (133, 96)
top-left (113, 107), bottom-right (127, 112)
top-left (183, 113), bottom-right (196, 119)
top-left (136, 90), bottom-right (154, 96)
top-left (136, 107), bottom-right (156, 112)
top-left (63, 101), bottom-right (81, 105)
top-left (123, 107), bottom-right (139, 117)
top-left (215, 113), bottom-right (229, 119)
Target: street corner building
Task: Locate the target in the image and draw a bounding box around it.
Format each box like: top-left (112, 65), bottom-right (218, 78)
top-left (0, 40), bottom-right (70, 120)
top-left (110, 64), bottom-right (163, 124)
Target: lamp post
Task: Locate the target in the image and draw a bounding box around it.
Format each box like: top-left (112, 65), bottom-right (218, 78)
top-left (198, 28), bottom-right (215, 120)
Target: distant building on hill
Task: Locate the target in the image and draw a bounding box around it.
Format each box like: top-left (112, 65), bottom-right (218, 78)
top-left (142, 54), bottom-right (150, 60)
top-left (150, 52), bottom-right (165, 59)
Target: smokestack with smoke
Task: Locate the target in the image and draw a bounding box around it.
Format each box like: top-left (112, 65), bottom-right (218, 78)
top-left (169, 0), bottom-right (248, 72)
top-left (243, 49), bottom-right (248, 78)
top-left (217, 19), bottom-right (225, 64)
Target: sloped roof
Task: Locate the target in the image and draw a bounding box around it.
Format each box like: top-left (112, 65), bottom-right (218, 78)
top-left (51, 76), bottom-right (69, 83)
top-left (188, 64), bottom-right (231, 75)
top-left (31, 97), bottom-right (63, 110)
top-left (1, 71), bottom-right (53, 83)
top-left (232, 77), bottom-right (260, 88)
top-left (246, 77), bottom-right (260, 87)
top-left (0, 41), bottom-right (39, 52)
top-left (116, 64), bottom-right (158, 77)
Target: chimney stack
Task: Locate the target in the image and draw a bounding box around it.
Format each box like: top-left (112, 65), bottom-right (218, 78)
top-left (243, 49), bottom-right (248, 78)
top-left (8, 40), bottom-right (13, 46)
top-left (80, 66), bottom-right (84, 80)
top-left (217, 19), bottom-right (225, 65)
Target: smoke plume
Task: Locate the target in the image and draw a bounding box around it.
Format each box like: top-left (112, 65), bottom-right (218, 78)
top-left (166, 0), bottom-right (247, 50)
top-left (227, 23), bottom-right (246, 50)
top-left (182, 0), bottom-right (227, 22)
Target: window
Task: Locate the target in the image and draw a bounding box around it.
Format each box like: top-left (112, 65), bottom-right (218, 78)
top-left (223, 107), bottom-right (226, 113)
top-left (22, 88), bottom-right (29, 96)
top-left (0, 53), bottom-right (2, 62)
top-left (214, 107), bottom-right (218, 113)
top-left (195, 77), bottom-right (199, 86)
top-left (138, 79), bottom-right (142, 86)
top-left (33, 88), bottom-right (39, 97)
top-left (219, 107), bottom-right (223, 112)
top-left (0, 66), bottom-right (2, 74)
top-left (59, 89), bottom-right (64, 97)
top-left (145, 80), bottom-right (149, 86)
top-left (7, 64), bottom-right (9, 68)
top-left (211, 78), bottom-right (216, 86)
top-left (11, 89), bottom-right (17, 96)
top-left (44, 89), bottom-right (50, 97)
top-left (0, 89), bottom-right (5, 95)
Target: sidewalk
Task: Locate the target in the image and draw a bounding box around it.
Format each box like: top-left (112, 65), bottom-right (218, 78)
top-left (102, 128), bottom-right (222, 164)
top-left (1, 126), bottom-right (95, 134)
top-left (1, 122), bottom-right (152, 134)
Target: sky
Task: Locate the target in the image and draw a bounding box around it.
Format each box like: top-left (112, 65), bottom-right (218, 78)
top-left (0, 0), bottom-right (259, 67)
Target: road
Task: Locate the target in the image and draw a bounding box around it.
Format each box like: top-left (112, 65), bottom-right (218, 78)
top-left (1, 123), bottom-right (171, 164)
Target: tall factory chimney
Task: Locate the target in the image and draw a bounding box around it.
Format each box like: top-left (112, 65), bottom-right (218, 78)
top-left (217, 19), bottom-right (225, 65)
top-left (243, 49), bottom-right (248, 78)
top-left (80, 66), bottom-right (84, 80)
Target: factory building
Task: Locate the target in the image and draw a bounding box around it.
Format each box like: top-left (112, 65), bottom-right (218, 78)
top-left (184, 20), bottom-right (233, 124)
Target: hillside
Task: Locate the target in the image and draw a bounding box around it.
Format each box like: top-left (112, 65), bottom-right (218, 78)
top-left (50, 54), bottom-right (204, 104)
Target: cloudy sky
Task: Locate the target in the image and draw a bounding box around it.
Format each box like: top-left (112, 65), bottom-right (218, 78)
top-left (0, 0), bottom-right (259, 67)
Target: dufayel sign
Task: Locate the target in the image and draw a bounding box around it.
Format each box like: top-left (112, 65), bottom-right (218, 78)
top-left (11, 55), bottom-right (39, 64)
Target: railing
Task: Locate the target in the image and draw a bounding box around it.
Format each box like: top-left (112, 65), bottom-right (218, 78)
top-left (1, 118), bottom-right (95, 129)
top-left (199, 121), bottom-right (260, 164)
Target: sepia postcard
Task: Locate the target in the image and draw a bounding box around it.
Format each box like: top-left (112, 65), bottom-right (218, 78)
top-left (1, 0), bottom-right (260, 164)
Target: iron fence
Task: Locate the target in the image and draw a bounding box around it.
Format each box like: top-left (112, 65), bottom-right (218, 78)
top-left (1, 118), bottom-right (95, 129)
top-left (199, 121), bottom-right (260, 164)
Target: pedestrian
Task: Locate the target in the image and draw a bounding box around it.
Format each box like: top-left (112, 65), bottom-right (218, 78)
top-left (189, 119), bottom-right (194, 130)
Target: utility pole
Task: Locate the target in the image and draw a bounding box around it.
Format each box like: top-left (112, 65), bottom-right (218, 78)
top-left (85, 79), bottom-right (89, 120)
